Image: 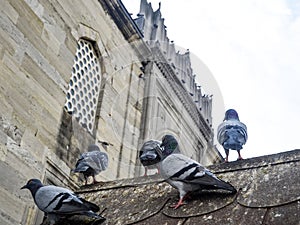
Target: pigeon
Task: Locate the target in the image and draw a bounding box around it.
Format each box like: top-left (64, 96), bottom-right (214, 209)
top-left (217, 109), bottom-right (248, 162)
top-left (139, 140), bottom-right (162, 176)
top-left (72, 144), bottom-right (108, 185)
top-left (21, 179), bottom-right (105, 224)
top-left (160, 153), bottom-right (236, 209)
top-left (139, 135), bottom-right (180, 176)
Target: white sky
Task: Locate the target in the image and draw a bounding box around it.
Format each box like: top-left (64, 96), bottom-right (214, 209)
top-left (122, 0), bottom-right (300, 161)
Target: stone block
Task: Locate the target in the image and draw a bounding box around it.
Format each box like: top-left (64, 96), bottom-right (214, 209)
top-left (1, 1), bottom-right (19, 24)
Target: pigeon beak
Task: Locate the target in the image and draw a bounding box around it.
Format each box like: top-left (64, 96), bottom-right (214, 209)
top-left (21, 184), bottom-right (28, 190)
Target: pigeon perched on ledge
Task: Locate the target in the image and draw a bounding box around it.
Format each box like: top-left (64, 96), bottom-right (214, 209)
top-left (160, 154), bottom-right (236, 209)
top-left (140, 135), bottom-right (180, 176)
top-left (72, 144), bottom-right (108, 185)
top-left (217, 109), bottom-right (248, 162)
top-left (21, 179), bottom-right (105, 224)
top-left (139, 140), bottom-right (162, 176)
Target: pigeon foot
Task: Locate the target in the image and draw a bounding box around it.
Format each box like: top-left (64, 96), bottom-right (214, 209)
top-left (170, 198), bottom-right (187, 209)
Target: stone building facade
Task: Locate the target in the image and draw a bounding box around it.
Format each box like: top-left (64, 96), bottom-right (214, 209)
top-left (0, 0), bottom-right (221, 224)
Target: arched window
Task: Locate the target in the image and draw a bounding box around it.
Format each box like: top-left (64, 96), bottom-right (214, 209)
top-left (64, 39), bottom-right (101, 134)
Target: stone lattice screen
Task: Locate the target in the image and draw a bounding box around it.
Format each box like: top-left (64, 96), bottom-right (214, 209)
top-left (64, 39), bottom-right (101, 134)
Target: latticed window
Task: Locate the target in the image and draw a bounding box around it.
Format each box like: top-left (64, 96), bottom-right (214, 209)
top-left (65, 39), bottom-right (101, 134)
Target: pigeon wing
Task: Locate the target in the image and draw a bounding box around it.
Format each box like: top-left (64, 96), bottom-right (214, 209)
top-left (78, 197), bottom-right (100, 212)
top-left (91, 151), bottom-right (109, 173)
top-left (217, 120), bottom-right (247, 145)
top-left (162, 154), bottom-right (236, 193)
top-left (73, 151), bottom-right (108, 174)
top-left (172, 166), bottom-right (236, 192)
top-left (73, 153), bottom-right (91, 172)
top-left (35, 186), bottom-right (97, 214)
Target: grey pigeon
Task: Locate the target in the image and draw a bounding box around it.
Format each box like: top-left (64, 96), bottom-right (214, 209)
top-left (217, 109), bottom-right (248, 162)
top-left (139, 135), bottom-right (180, 176)
top-left (139, 140), bottom-right (162, 176)
top-left (72, 144), bottom-right (108, 185)
top-left (21, 179), bottom-right (105, 224)
top-left (160, 153), bottom-right (236, 209)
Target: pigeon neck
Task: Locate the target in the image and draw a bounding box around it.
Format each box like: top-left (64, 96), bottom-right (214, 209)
top-left (30, 183), bottom-right (43, 197)
top-left (162, 144), bottom-right (178, 158)
top-left (162, 139), bottom-right (178, 158)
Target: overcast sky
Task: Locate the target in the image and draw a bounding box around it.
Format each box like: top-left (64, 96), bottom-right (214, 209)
top-left (122, 0), bottom-right (300, 161)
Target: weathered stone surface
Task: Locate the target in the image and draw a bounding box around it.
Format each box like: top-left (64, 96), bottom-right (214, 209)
top-left (76, 150), bottom-right (300, 225)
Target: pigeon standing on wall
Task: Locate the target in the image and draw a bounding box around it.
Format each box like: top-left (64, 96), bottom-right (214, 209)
top-left (139, 140), bottom-right (162, 176)
top-left (140, 134), bottom-right (180, 176)
top-left (21, 179), bottom-right (105, 224)
top-left (72, 144), bottom-right (108, 185)
top-left (217, 109), bottom-right (248, 162)
top-left (160, 153), bottom-right (236, 209)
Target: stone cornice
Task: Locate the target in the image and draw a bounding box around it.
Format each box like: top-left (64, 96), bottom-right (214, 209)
top-left (98, 0), bottom-right (151, 62)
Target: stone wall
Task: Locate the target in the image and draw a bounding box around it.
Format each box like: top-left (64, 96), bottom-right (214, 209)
top-left (0, 0), bottom-right (147, 224)
top-left (0, 0), bottom-right (221, 224)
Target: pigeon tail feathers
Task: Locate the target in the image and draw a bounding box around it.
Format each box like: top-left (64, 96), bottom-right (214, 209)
top-left (197, 173), bottom-right (237, 193)
top-left (79, 197), bottom-right (100, 212)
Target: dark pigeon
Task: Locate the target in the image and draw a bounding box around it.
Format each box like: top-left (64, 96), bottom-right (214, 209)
top-left (21, 179), bottom-right (105, 224)
top-left (160, 134), bottom-right (180, 158)
top-left (160, 154), bottom-right (236, 209)
top-left (139, 140), bottom-right (162, 176)
top-left (217, 109), bottom-right (248, 162)
top-left (72, 144), bottom-right (108, 185)
top-left (139, 135), bottom-right (180, 176)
